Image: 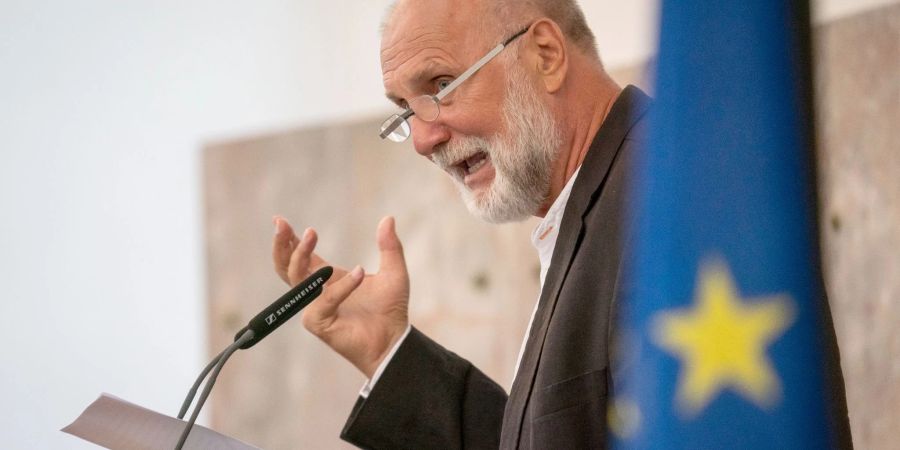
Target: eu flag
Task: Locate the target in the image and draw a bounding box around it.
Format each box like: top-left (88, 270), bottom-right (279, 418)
top-left (610, 1), bottom-right (851, 448)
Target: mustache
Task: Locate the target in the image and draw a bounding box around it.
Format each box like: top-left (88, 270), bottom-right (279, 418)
top-left (431, 136), bottom-right (491, 171)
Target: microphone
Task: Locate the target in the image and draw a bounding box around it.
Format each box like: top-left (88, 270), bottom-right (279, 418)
top-left (175, 266), bottom-right (335, 449)
top-left (233, 265), bottom-right (334, 349)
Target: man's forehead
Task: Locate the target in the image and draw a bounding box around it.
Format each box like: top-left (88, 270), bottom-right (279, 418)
top-left (380, 27), bottom-right (455, 71)
top-left (380, 0), bottom-right (487, 68)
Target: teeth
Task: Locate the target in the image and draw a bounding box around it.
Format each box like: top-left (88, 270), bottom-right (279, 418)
top-left (467, 155), bottom-right (487, 174)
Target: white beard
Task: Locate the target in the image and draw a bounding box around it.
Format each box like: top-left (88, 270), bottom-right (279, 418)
top-left (432, 63), bottom-right (562, 223)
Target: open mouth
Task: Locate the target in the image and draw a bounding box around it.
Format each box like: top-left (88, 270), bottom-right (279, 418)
top-left (453, 151), bottom-right (489, 176)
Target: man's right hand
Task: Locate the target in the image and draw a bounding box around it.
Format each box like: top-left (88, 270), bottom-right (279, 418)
top-left (272, 215), bottom-right (410, 379)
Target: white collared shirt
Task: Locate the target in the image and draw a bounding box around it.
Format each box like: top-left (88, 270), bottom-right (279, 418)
top-left (513, 167), bottom-right (581, 379)
top-left (361, 167), bottom-right (582, 397)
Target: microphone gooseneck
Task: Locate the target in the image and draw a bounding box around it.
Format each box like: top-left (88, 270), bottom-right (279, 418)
top-left (175, 266), bottom-right (335, 449)
top-left (176, 347), bottom-right (226, 420)
top-left (175, 330), bottom-right (252, 450)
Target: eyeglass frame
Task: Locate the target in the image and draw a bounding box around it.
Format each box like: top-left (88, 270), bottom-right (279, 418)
top-left (378, 25), bottom-right (531, 141)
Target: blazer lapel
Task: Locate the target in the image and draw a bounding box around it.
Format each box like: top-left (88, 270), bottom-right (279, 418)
top-left (500, 86), bottom-right (651, 448)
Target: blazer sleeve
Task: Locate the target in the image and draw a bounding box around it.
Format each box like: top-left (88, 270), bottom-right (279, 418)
top-left (340, 327), bottom-right (508, 449)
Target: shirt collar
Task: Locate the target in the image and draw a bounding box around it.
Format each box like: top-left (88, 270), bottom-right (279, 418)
top-left (531, 167), bottom-right (582, 288)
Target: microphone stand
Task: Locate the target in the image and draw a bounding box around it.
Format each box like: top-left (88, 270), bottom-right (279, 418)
top-left (174, 329), bottom-right (255, 450)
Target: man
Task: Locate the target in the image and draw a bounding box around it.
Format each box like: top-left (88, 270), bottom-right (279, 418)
top-left (273, 0), bottom-right (642, 447)
top-left (269, 0), bottom-right (834, 448)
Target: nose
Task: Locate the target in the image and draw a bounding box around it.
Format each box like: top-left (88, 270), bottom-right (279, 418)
top-left (410, 117), bottom-right (451, 158)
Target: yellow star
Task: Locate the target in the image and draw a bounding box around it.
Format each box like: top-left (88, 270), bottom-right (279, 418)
top-left (652, 259), bottom-right (795, 417)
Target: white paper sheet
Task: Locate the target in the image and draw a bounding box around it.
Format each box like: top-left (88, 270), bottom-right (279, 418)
top-left (62, 393), bottom-right (260, 450)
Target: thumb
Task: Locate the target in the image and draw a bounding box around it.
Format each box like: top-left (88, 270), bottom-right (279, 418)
top-left (376, 216), bottom-right (406, 275)
top-left (303, 265), bottom-right (364, 331)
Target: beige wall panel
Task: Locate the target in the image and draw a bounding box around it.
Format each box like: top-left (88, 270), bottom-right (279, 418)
top-left (203, 6), bottom-right (897, 449)
top-left (816, 5), bottom-right (900, 450)
top-left (204, 122), bottom-right (544, 449)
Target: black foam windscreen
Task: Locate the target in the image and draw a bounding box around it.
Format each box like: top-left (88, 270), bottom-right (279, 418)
top-left (234, 266), bottom-right (334, 349)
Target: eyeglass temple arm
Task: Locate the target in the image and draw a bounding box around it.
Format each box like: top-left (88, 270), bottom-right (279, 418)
top-left (380, 27), bottom-right (528, 139)
top-left (435, 27), bottom-right (528, 102)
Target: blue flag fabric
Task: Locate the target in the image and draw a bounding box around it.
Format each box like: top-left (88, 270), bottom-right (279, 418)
top-left (611, 1), bottom-right (844, 449)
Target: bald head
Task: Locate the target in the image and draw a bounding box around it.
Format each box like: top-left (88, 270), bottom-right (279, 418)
top-left (383, 0), bottom-right (598, 61)
top-left (491, 0), bottom-right (598, 59)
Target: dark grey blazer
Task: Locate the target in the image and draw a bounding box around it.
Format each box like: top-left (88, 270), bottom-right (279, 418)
top-left (337, 86), bottom-right (851, 449)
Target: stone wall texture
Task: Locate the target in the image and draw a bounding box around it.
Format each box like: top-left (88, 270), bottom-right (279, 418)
top-left (203, 5), bottom-right (898, 449)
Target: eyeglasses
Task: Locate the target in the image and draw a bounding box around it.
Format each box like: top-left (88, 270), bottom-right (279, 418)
top-left (379, 26), bottom-right (530, 143)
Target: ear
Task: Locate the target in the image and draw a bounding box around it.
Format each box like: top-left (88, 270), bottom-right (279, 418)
top-left (525, 19), bottom-right (569, 94)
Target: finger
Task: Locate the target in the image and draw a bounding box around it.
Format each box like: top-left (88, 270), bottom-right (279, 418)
top-left (288, 227), bottom-right (318, 284)
top-left (308, 252), bottom-right (349, 281)
top-left (376, 216), bottom-right (407, 275)
top-left (303, 265), bottom-right (365, 331)
top-left (272, 216), bottom-right (299, 284)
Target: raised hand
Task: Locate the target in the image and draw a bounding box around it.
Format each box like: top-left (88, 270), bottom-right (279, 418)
top-left (272, 216), bottom-right (410, 378)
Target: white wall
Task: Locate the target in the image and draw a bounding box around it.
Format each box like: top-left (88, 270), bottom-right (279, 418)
top-left (0, 1), bottom-right (394, 448)
top-left (0, 0), bottom-right (893, 448)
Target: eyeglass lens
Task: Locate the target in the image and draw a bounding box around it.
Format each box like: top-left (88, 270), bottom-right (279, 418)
top-left (409, 95), bottom-right (440, 121)
top-left (380, 95), bottom-right (440, 142)
top-left (380, 115), bottom-right (411, 142)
